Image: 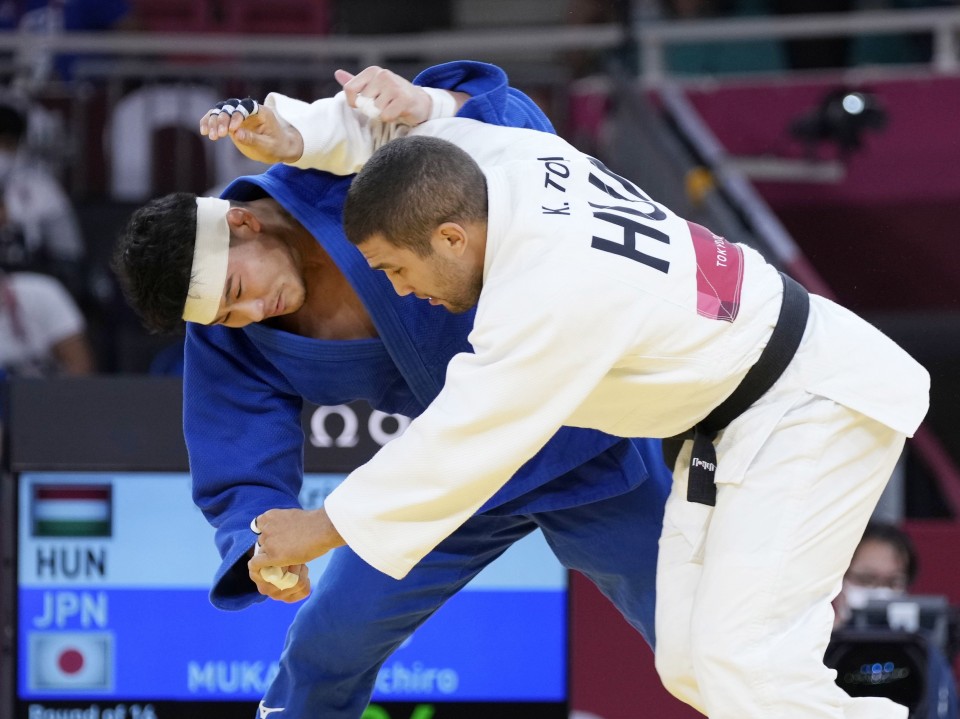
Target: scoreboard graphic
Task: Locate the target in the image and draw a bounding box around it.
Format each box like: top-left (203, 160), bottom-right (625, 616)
top-left (16, 472), bottom-right (568, 717)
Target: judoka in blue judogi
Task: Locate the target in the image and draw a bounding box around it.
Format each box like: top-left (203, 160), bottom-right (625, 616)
top-left (179, 61), bottom-right (670, 718)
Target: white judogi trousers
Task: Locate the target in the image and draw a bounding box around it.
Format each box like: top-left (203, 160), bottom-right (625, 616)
top-left (655, 391), bottom-right (909, 719)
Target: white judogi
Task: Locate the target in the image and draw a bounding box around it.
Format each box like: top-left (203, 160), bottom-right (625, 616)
top-left (273, 95), bottom-right (928, 719)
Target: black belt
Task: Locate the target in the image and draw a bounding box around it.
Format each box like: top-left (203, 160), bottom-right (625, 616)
top-left (663, 272), bottom-right (810, 506)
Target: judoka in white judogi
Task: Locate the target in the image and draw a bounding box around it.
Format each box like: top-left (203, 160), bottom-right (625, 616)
top-left (259, 93), bottom-right (929, 719)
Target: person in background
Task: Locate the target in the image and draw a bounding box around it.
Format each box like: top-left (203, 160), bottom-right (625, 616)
top-left (834, 522), bottom-right (918, 628)
top-left (833, 522), bottom-right (958, 719)
top-left (0, 102), bottom-right (86, 297)
top-left (0, 268), bottom-right (95, 377)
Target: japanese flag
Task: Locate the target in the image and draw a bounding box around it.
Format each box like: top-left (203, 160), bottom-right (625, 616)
top-left (29, 632), bottom-right (113, 691)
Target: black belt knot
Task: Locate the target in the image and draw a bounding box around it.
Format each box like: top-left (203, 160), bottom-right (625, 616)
top-left (664, 272), bottom-right (810, 506)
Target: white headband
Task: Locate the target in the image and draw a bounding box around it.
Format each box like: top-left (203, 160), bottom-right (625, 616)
top-left (182, 197), bottom-right (231, 324)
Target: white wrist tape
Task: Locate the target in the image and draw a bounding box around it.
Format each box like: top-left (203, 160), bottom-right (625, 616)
top-left (422, 87), bottom-right (457, 120)
top-left (354, 94), bottom-right (381, 120)
top-left (251, 516), bottom-right (299, 590)
top-left (260, 565), bottom-right (299, 590)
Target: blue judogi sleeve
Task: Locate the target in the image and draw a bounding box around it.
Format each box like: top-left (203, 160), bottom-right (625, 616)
top-left (413, 61), bottom-right (556, 133)
top-left (184, 325), bottom-right (307, 608)
top-left (187, 61), bottom-right (570, 610)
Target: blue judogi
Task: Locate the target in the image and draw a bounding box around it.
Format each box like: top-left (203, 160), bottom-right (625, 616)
top-left (182, 61), bottom-right (670, 718)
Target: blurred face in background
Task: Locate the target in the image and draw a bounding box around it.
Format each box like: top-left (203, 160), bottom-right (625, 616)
top-left (842, 537), bottom-right (911, 608)
top-left (833, 537), bottom-right (911, 627)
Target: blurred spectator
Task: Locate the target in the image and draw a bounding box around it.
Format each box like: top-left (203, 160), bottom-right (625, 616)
top-left (0, 0), bottom-right (136, 86)
top-left (0, 100), bottom-right (86, 297)
top-left (0, 269), bottom-right (95, 377)
top-left (832, 522), bottom-right (958, 719)
top-left (834, 522), bottom-right (918, 628)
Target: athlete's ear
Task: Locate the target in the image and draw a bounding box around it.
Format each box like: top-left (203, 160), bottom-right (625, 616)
top-left (435, 222), bottom-right (468, 257)
top-left (226, 206), bottom-right (262, 234)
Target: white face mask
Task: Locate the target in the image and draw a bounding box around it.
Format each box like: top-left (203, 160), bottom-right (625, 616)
top-left (843, 583), bottom-right (904, 610)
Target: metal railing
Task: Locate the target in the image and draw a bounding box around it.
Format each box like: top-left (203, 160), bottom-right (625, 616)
top-left (0, 23), bottom-right (629, 70)
top-left (637, 7), bottom-right (960, 83)
top-left (0, 8), bottom-right (956, 84)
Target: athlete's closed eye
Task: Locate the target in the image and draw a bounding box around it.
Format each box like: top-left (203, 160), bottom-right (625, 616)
top-left (216, 274), bottom-right (236, 325)
top-left (371, 262), bottom-right (402, 277)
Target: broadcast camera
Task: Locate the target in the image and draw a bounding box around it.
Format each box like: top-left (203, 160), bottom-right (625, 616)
top-left (826, 595), bottom-right (959, 719)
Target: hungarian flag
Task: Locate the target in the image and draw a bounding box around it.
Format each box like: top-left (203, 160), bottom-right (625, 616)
top-left (28, 631), bottom-right (113, 691)
top-left (32, 485), bottom-right (112, 537)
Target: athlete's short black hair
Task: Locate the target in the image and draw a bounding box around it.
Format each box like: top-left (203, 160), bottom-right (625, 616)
top-left (112, 192), bottom-right (198, 334)
top-left (343, 135), bottom-right (487, 255)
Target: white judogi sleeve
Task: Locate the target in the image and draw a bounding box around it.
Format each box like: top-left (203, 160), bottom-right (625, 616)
top-left (323, 263), bottom-right (641, 579)
top-left (265, 92), bottom-right (413, 174)
top-left (267, 89), bottom-right (469, 174)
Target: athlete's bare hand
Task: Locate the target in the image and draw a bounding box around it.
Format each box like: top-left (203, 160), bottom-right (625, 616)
top-left (199, 97), bottom-right (304, 164)
top-left (248, 507), bottom-right (344, 586)
top-left (335, 66), bottom-right (433, 125)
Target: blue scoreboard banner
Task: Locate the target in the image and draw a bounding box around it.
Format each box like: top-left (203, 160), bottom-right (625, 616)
top-left (16, 472), bottom-right (568, 718)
